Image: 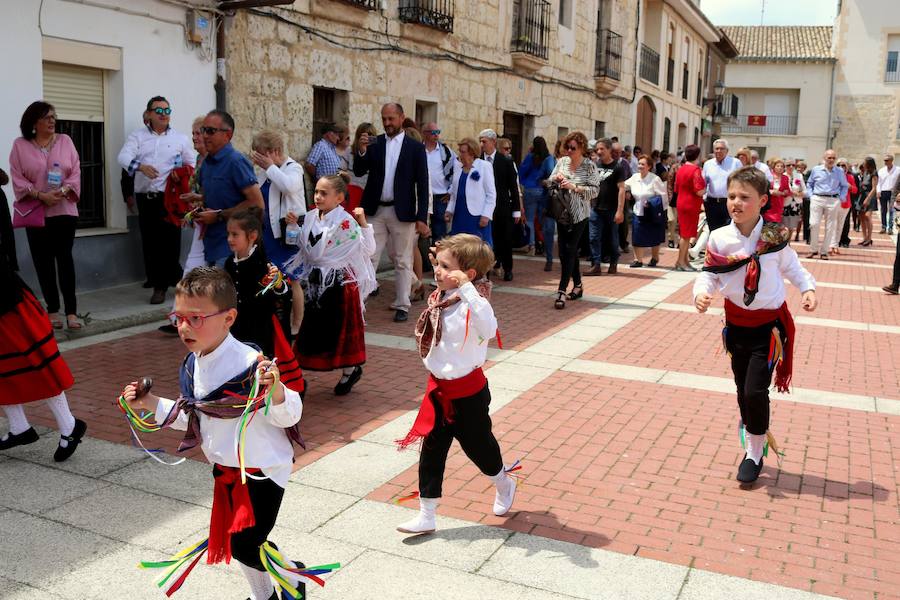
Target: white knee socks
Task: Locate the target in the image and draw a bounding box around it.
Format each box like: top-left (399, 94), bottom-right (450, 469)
top-left (397, 497), bottom-right (438, 533)
top-left (238, 561), bottom-right (275, 600)
top-left (2, 404), bottom-right (31, 437)
top-left (46, 393), bottom-right (76, 446)
top-left (746, 432), bottom-right (767, 465)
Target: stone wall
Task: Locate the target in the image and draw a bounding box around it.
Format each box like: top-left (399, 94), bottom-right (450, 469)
top-left (224, 1), bottom-right (639, 162)
top-left (832, 94), bottom-right (900, 164)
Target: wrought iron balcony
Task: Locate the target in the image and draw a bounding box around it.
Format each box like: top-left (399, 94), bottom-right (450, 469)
top-left (511, 0), bottom-right (551, 60)
top-left (595, 29), bottom-right (622, 80)
top-left (720, 115), bottom-right (799, 136)
top-left (640, 44), bottom-right (660, 85)
top-left (399, 0), bottom-right (454, 33)
top-left (337, 0), bottom-right (377, 8)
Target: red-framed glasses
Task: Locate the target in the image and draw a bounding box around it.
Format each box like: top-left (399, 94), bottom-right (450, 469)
top-left (167, 309), bottom-right (228, 328)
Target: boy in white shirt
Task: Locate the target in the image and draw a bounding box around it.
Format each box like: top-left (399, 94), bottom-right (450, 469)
top-left (694, 167), bottom-right (817, 484)
top-left (121, 267), bottom-right (307, 600)
top-left (396, 234), bottom-right (516, 534)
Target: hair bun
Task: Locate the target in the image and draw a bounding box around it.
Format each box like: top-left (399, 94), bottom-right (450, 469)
top-left (339, 171), bottom-right (351, 184)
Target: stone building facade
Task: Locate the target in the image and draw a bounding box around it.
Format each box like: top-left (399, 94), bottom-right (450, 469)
top-left (223, 0), bottom-right (641, 164)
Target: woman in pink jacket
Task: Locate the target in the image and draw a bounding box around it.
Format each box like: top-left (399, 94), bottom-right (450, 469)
top-left (9, 101), bottom-right (82, 330)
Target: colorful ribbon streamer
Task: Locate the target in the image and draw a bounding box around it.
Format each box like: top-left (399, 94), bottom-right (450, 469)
top-left (257, 268), bottom-right (286, 297)
top-left (139, 538), bottom-right (208, 597)
top-left (260, 542), bottom-right (340, 599)
top-left (117, 395), bottom-right (186, 466)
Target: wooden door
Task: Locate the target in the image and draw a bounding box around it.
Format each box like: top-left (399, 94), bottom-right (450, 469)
top-left (635, 96), bottom-right (655, 151)
top-left (502, 112), bottom-right (525, 164)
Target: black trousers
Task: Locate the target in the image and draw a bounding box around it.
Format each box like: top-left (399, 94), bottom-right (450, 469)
top-left (840, 208), bottom-right (852, 246)
top-left (558, 219), bottom-right (587, 292)
top-left (419, 384), bottom-right (504, 498)
top-left (892, 230), bottom-right (900, 288)
top-left (214, 466), bottom-right (285, 571)
top-left (25, 215), bottom-right (77, 315)
top-left (725, 323), bottom-right (776, 436)
top-left (618, 198), bottom-right (632, 250)
top-left (802, 197), bottom-right (811, 241)
top-left (492, 207), bottom-right (514, 273)
top-left (137, 192), bottom-right (182, 290)
top-left (704, 198), bottom-right (730, 231)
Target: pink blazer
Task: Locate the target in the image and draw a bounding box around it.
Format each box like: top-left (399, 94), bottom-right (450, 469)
top-left (9, 134), bottom-right (81, 219)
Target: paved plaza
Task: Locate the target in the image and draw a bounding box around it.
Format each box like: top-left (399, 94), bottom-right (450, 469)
top-left (2, 236), bottom-right (899, 600)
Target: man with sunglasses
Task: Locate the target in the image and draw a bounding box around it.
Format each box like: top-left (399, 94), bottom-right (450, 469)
top-left (423, 122), bottom-right (456, 242)
top-left (118, 96), bottom-right (196, 304)
top-left (877, 155), bottom-right (899, 234)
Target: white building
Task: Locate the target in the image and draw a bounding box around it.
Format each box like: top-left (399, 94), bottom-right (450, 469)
top-left (717, 26), bottom-right (834, 163)
top-left (0, 0), bottom-right (217, 291)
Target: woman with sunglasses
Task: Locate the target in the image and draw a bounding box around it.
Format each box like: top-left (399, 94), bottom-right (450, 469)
top-left (547, 132), bottom-right (600, 309)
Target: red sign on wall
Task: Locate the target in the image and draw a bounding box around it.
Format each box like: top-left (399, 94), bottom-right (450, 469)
top-left (747, 115), bottom-right (767, 126)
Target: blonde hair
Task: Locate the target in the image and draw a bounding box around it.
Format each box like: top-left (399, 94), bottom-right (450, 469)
top-left (192, 116), bottom-right (205, 130)
top-left (352, 122), bottom-right (377, 155)
top-left (435, 234), bottom-right (495, 279)
top-left (458, 137), bottom-right (479, 158)
top-left (251, 129), bottom-right (284, 153)
top-left (404, 127), bottom-right (423, 143)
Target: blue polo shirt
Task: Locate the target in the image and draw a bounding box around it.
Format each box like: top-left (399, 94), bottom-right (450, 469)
top-left (199, 142), bottom-right (258, 262)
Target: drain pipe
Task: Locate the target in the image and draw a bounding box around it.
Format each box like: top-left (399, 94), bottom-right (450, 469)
top-left (215, 12), bottom-right (226, 111)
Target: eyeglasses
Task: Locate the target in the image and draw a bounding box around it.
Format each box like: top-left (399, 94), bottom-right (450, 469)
top-left (167, 309), bottom-right (228, 328)
top-left (200, 126), bottom-right (231, 135)
top-left (565, 145), bottom-right (579, 151)
top-left (40, 114), bottom-right (57, 121)
top-left (153, 107), bottom-right (172, 115)
top-left (425, 129), bottom-right (441, 135)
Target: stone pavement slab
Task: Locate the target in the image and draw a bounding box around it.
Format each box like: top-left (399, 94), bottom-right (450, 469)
top-left (0, 461), bottom-right (108, 515)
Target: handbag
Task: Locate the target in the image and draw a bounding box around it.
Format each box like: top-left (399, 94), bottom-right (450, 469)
top-left (638, 195), bottom-right (665, 225)
top-left (12, 197), bottom-right (45, 228)
top-left (546, 186), bottom-right (573, 227)
top-left (513, 221), bottom-right (531, 248)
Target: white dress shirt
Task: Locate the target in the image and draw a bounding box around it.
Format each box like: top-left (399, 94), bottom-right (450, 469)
top-left (702, 155), bottom-right (741, 198)
top-left (423, 282), bottom-right (498, 380)
top-left (624, 172), bottom-right (668, 216)
top-left (754, 161), bottom-right (774, 183)
top-left (117, 126), bottom-right (196, 193)
top-left (877, 165), bottom-right (899, 194)
top-left (155, 334), bottom-right (302, 488)
top-left (381, 131), bottom-right (406, 202)
top-left (693, 217), bottom-right (816, 310)
top-left (426, 143), bottom-right (456, 195)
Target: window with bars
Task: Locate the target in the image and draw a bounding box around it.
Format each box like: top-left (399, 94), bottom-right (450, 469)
top-left (399, 0), bottom-right (455, 33)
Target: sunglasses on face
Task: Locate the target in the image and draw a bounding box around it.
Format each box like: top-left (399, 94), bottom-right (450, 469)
top-left (153, 107), bottom-right (172, 115)
top-left (200, 126), bottom-right (230, 135)
top-left (167, 309), bottom-right (228, 329)
top-left (425, 129), bottom-right (441, 135)
top-left (566, 145), bottom-right (578, 151)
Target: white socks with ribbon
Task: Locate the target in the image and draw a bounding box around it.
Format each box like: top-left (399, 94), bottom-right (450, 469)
top-left (746, 432), bottom-right (767, 465)
top-left (397, 497), bottom-right (437, 534)
top-left (238, 562), bottom-right (275, 600)
top-left (46, 393), bottom-right (76, 447)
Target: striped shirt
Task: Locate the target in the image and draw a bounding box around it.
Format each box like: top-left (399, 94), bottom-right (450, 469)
top-left (549, 156), bottom-right (601, 224)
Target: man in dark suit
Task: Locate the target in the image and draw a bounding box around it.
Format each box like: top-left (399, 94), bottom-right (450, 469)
top-left (354, 103), bottom-right (430, 322)
top-left (479, 129), bottom-right (522, 281)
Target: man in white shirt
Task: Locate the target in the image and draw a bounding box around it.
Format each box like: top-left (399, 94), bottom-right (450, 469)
top-left (751, 149), bottom-right (773, 183)
top-left (118, 96), bottom-right (196, 304)
top-left (423, 123), bottom-right (456, 241)
top-left (702, 138), bottom-right (741, 231)
top-left (876, 155), bottom-right (899, 234)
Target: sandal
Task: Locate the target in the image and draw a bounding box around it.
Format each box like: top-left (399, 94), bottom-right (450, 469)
top-left (568, 285), bottom-right (583, 300)
top-left (49, 313), bottom-right (63, 329)
top-left (66, 315), bottom-right (83, 330)
top-left (629, 260), bottom-right (643, 268)
top-left (410, 282), bottom-right (426, 302)
top-left (554, 291), bottom-right (566, 310)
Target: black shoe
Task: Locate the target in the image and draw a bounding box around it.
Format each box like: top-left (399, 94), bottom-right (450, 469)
top-left (150, 289), bottom-right (166, 304)
top-left (142, 280), bottom-right (153, 289)
top-left (503, 271), bottom-right (513, 282)
top-left (543, 261), bottom-right (552, 272)
top-left (334, 366), bottom-right (362, 396)
top-left (369, 286), bottom-right (380, 297)
top-left (736, 454), bottom-right (763, 483)
top-left (158, 324), bottom-right (178, 335)
top-left (393, 309), bottom-right (408, 322)
top-left (0, 427), bottom-right (39, 451)
top-left (667, 241), bottom-right (675, 248)
top-left (649, 258), bottom-right (659, 267)
top-left (54, 419), bottom-right (87, 462)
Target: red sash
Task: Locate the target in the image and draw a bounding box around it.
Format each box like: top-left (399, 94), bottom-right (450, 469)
top-left (724, 299), bottom-right (795, 393)
top-left (207, 465), bottom-right (259, 564)
top-left (396, 368), bottom-right (488, 449)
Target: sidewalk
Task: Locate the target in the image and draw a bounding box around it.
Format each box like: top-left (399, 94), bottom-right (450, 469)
top-left (51, 282), bottom-right (172, 343)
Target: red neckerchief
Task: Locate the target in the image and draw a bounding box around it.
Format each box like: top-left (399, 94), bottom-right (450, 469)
top-left (703, 222), bottom-right (790, 305)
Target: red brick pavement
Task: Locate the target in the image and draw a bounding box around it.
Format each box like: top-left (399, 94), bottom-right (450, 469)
top-left (372, 370), bottom-right (900, 600)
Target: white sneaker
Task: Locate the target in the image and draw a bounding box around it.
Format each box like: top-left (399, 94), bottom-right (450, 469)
top-left (493, 474), bottom-right (517, 516)
top-left (397, 497), bottom-right (437, 534)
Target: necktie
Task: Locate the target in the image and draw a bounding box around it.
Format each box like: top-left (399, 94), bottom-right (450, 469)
top-left (488, 155), bottom-right (493, 164)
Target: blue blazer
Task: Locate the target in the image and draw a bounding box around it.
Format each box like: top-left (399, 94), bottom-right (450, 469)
top-left (353, 134), bottom-right (429, 223)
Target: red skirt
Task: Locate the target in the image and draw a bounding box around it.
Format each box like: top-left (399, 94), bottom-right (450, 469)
top-left (0, 289), bottom-right (74, 405)
top-left (294, 280), bottom-right (366, 371)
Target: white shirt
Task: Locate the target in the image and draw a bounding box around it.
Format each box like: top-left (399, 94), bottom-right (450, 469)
top-left (754, 161), bottom-right (774, 183)
top-left (624, 172), bottom-right (668, 216)
top-left (483, 150), bottom-right (497, 164)
top-left (877, 165), bottom-right (899, 194)
top-left (693, 217), bottom-right (816, 310)
top-left (426, 142), bottom-right (456, 195)
top-left (702, 155), bottom-right (741, 198)
top-left (629, 156), bottom-right (640, 174)
top-left (155, 334), bottom-right (302, 488)
top-left (423, 282), bottom-right (498, 380)
top-left (117, 126), bottom-right (196, 193)
top-left (381, 131), bottom-right (406, 202)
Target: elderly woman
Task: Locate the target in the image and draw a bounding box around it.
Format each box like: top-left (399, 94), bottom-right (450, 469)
top-left (9, 101), bottom-right (82, 330)
top-left (445, 137), bottom-right (496, 245)
top-left (250, 129), bottom-right (307, 334)
top-left (735, 147), bottom-right (752, 167)
top-left (547, 131), bottom-right (600, 309)
top-left (625, 155), bottom-right (668, 268)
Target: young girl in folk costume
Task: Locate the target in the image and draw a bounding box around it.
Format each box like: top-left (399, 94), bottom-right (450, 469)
top-left (395, 234), bottom-right (516, 535)
top-left (224, 208), bottom-right (292, 360)
top-left (694, 167), bottom-right (817, 484)
top-left (287, 173), bottom-right (376, 396)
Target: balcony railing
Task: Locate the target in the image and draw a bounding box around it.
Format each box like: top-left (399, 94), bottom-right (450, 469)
top-left (665, 57), bottom-right (674, 91)
top-left (595, 29), bottom-right (622, 79)
top-left (886, 69), bottom-right (900, 82)
top-left (682, 67), bottom-right (689, 100)
top-left (337, 0), bottom-right (377, 8)
top-left (886, 52), bottom-right (899, 81)
top-left (511, 0), bottom-right (551, 59)
top-left (640, 44), bottom-right (660, 85)
top-left (720, 115), bottom-right (798, 136)
top-left (399, 0), bottom-right (454, 33)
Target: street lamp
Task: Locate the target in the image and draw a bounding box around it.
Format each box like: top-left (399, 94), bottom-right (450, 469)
top-left (703, 80), bottom-right (727, 152)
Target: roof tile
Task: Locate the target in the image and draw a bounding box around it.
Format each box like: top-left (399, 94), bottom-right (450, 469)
top-left (721, 26), bottom-right (833, 61)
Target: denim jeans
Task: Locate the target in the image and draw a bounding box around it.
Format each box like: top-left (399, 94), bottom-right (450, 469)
top-left (589, 208), bottom-right (620, 266)
top-left (524, 187), bottom-right (556, 261)
top-left (880, 191), bottom-right (895, 233)
top-left (431, 193), bottom-right (450, 241)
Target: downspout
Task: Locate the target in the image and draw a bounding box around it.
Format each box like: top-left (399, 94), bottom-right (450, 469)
top-left (215, 12), bottom-right (227, 111)
top-left (826, 59), bottom-right (836, 149)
